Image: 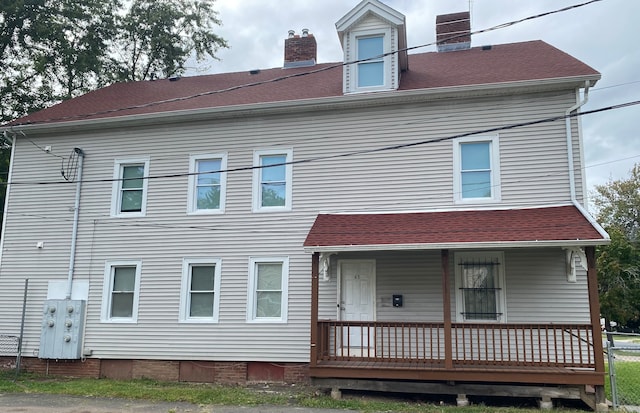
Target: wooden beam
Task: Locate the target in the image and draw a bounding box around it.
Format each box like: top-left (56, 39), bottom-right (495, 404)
top-left (441, 249), bottom-right (453, 369)
top-left (311, 378), bottom-right (583, 399)
top-left (310, 252), bottom-right (320, 368)
top-left (585, 246), bottom-right (605, 374)
top-left (310, 366), bottom-right (605, 386)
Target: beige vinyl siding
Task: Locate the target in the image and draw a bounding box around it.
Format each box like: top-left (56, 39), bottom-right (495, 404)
top-left (0, 89), bottom-right (587, 362)
top-left (319, 249), bottom-right (590, 325)
top-left (504, 248), bottom-right (590, 323)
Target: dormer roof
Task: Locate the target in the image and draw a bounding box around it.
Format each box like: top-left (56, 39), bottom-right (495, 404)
top-left (336, 0), bottom-right (408, 71)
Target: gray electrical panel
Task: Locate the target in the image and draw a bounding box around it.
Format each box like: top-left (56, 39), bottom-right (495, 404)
top-left (39, 299), bottom-right (86, 359)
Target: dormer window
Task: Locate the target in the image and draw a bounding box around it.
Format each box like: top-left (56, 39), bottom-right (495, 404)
top-left (336, 0), bottom-right (407, 95)
top-left (357, 35), bottom-right (384, 87)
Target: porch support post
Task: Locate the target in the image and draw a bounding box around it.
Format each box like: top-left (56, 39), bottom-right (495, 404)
top-left (441, 249), bottom-right (453, 369)
top-left (310, 252), bottom-right (320, 368)
top-left (585, 246), bottom-right (605, 373)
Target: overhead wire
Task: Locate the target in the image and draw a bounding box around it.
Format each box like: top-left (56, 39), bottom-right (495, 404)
top-left (1, 99), bottom-right (638, 187)
top-left (3, 0), bottom-right (604, 126)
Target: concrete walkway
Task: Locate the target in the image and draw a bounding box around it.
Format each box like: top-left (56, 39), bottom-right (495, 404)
top-left (0, 393), bottom-right (354, 413)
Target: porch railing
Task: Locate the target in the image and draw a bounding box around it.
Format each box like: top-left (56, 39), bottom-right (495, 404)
top-left (316, 321), bottom-right (596, 369)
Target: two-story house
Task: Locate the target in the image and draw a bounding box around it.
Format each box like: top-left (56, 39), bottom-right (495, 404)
top-left (0, 0), bottom-right (609, 410)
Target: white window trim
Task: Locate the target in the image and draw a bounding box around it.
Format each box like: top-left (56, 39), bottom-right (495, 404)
top-left (187, 153), bottom-right (227, 215)
top-left (101, 260), bottom-right (142, 323)
top-left (453, 135), bottom-right (501, 203)
top-left (348, 27), bottom-right (392, 93)
top-left (247, 256), bottom-right (289, 323)
top-left (179, 258), bottom-right (222, 323)
top-left (454, 251), bottom-right (507, 323)
top-left (252, 149), bottom-right (293, 212)
top-left (111, 157), bottom-right (150, 217)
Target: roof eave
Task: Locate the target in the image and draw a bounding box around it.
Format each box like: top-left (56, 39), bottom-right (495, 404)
top-left (303, 238), bottom-right (610, 253)
top-left (2, 73), bottom-right (600, 135)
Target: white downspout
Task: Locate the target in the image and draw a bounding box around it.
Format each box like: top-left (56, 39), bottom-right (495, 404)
top-left (566, 82), bottom-right (610, 241)
top-left (0, 131), bottom-right (16, 268)
top-left (566, 81), bottom-right (590, 203)
top-left (66, 148), bottom-right (85, 300)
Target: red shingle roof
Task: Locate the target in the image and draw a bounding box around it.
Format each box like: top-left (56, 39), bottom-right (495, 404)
top-left (12, 40), bottom-right (598, 126)
top-left (303, 206), bottom-right (607, 250)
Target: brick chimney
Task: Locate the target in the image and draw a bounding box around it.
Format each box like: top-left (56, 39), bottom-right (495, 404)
top-left (436, 12), bottom-right (471, 52)
top-left (284, 29), bottom-right (317, 68)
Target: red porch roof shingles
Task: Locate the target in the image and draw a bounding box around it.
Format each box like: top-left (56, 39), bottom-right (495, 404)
top-left (303, 206), bottom-right (607, 249)
top-left (11, 40), bottom-right (599, 126)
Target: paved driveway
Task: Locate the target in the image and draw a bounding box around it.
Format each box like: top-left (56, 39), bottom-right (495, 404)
top-left (0, 393), bottom-right (354, 413)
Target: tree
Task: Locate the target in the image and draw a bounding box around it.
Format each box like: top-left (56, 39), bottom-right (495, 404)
top-left (1, 0), bottom-right (121, 123)
top-left (0, 0), bottom-right (228, 233)
top-left (108, 0), bottom-right (228, 82)
top-left (594, 164), bottom-right (640, 331)
top-left (0, 0), bottom-right (228, 124)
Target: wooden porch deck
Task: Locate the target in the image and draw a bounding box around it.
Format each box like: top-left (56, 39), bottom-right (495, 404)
top-left (310, 320), bottom-right (605, 386)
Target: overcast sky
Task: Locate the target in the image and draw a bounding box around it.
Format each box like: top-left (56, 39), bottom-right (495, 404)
top-left (186, 0), bottom-right (640, 196)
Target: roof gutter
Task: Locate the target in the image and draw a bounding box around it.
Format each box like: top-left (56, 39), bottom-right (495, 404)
top-left (304, 238), bottom-right (609, 253)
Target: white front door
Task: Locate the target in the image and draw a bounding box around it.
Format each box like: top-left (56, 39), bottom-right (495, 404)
top-left (339, 260), bottom-right (375, 354)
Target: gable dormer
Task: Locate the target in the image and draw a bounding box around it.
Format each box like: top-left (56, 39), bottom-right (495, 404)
top-left (336, 0), bottom-right (407, 94)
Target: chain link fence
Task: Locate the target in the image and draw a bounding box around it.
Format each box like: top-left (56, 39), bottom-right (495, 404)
top-left (606, 333), bottom-right (640, 412)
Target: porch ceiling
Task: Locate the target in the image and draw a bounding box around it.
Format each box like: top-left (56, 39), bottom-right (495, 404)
top-left (303, 205), bottom-right (609, 252)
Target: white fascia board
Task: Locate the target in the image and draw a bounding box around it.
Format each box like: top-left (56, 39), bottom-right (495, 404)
top-left (303, 238), bottom-right (610, 253)
top-left (336, 0), bottom-right (405, 33)
top-left (573, 200), bottom-right (610, 240)
top-left (3, 74), bottom-right (600, 136)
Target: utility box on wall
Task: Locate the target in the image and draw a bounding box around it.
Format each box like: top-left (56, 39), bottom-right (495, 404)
top-left (39, 299), bottom-right (86, 359)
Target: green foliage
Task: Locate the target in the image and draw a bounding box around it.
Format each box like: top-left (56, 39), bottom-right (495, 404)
top-left (0, 0), bottom-right (228, 124)
top-left (0, 0), bottom-right (121, 123)
top-left (594, 164), bottom-right (640, 330)
top-left (109, 0), bottom-right (228, 82)
top-left (0, 372), bottom-right (590, 412)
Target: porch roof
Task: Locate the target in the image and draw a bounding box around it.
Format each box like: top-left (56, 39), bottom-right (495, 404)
top-left (303, 205), bottom-right (609, 252)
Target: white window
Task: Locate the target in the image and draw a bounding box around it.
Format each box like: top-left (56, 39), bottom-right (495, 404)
top-left (187, 154), bottom-right (227, 214)
top-left (180, 258), bottom-right (222, 323)
top-left (252, 149), bottom-right (293, 212)
top-left (346, 28), bottom-right (392, 93)
top-left (111, 158), bottom-right (149, 217)
top-left (453, 136), bottom-right (501, 203)
top-left (101, 260), bottom-right (142, 323)
top-left (247, 257), bottom-right (289, 323)
top-left (357, 35), bottom-right (384, 87)
top-left (454, 252), bottom-right (506, 322)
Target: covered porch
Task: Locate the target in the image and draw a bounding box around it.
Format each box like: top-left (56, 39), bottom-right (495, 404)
top-left (304, 205), bottom-right (609, 409)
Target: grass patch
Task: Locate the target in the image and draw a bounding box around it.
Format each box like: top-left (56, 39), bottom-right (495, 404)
top-left (609, 360), bottom-right (640, 406)
top-left (0, 370), bottom-right (591, 413)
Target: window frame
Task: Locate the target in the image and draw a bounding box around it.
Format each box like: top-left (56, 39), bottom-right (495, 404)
top-left (101, 260), bottom-right (142, 323)
top-left (187, 153), bottom-right (227, 214)
top-left (252, 149), bottom-right (293, 212)
top-left (111, 157), bottom-right (150, 217)
top-left (348, 28), bottom-right (392, 93)
top-left (179, 258), bottom-right (222, 323)
top-left (453, 136), bottom-right (501, 203)
top-left (247, 256), bottom-right (289, 323)
top-left (454, 251), bottom-right (507, 323)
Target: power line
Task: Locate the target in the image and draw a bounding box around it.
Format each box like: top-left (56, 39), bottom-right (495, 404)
top-left (3, 99), bottom-right (639, 187)
top-left (4, 0), bottom-right (603, 126)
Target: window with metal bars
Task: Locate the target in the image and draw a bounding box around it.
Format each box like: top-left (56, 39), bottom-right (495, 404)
top-left (456, 253), bottom-right (505, 321)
